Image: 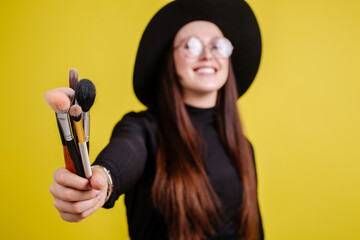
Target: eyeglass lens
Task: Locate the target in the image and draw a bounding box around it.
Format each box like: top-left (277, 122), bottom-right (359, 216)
top-left (181, 36), bottom-right (233, 59)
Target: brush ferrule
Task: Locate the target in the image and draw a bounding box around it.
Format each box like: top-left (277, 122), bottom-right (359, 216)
top-left (83, 111), bottom-right (90, 142)
top-left (56, 113), bottom-right (73, 141)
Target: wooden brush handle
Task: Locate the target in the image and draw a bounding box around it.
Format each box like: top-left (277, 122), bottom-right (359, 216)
top-left (63, 146), bottom-right (76, 173)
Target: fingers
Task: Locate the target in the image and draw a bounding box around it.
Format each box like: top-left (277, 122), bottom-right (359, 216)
top-left (58, 212), bottom-right (84, 222)
top-left (53, 194), bottom-right (101, 215)
top-left (50, 167), bottom-right (108, 223)
top-left (81, 195), bottom-right (106, 219)
top-left (50, 182), bottom-right (99, 202)
top-left (57, 197), bottom-right (104, 222)
top-left (55, 193), bottom-right (105, 223)
top-left (53, 168), bottom-right (90, 190)
top-left (89, 167), bottom-right (108, 191)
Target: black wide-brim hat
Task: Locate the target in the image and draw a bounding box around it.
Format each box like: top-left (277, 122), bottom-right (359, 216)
top-left (133, 0), bottom-right (262, 107)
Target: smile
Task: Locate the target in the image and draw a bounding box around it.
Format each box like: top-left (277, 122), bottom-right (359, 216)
top-left (195, 67), bottom-right (216, 74)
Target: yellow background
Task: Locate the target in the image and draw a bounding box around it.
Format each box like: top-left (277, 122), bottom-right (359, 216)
top-left (1, 0), bottom-right (359, 239)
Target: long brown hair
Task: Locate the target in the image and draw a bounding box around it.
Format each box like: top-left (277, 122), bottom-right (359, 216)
top-left (151, 46), bottom-right (259, 240)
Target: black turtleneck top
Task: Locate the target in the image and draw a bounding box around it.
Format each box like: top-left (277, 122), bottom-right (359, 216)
top-left (93, 106), bottom-right (264, 240)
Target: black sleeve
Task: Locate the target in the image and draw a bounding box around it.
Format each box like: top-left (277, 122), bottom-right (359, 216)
top-left (248, 140), bottom-right (265, 240)
top-left (93, 112), bottom-right (149, 208)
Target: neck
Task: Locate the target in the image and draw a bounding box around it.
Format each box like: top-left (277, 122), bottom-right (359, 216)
top-left (182, 91), bottom-right (217, 108)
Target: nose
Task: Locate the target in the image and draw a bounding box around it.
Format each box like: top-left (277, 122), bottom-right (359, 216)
top-left (199, 46), bottom-right (214, 60)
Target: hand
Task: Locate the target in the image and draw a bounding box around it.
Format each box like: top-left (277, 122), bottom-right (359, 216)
top-left (49, 167), bottom-right (108, 222)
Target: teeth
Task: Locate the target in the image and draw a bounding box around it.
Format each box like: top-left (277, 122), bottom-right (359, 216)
top-left (196, 67), bottom-right (215, 74)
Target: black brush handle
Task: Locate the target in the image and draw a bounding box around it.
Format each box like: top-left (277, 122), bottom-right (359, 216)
top-left (66, 139), bottom-right (86, 178)
top-left (55, 114), bottom-right (76, 173)
top-left (70, 117), bottom-right (78, 146)
top-left (56, 117), bottom-right (66, 146)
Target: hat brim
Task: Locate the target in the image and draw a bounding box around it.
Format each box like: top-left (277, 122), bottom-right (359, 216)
top-left (133, 0), bottom-right (262, 106)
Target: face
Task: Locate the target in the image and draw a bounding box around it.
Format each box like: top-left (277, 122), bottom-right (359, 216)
top-left (173, 21), bottom-right (230, 107)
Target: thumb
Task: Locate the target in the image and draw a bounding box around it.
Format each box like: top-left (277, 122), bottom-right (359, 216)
top-left (90, 166), bottom-right (108, 191)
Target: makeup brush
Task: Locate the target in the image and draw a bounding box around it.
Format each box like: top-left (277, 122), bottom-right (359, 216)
top-left (53, 87), bottom-right (76, 173)
top-left (45, 89), bottom-right (70, 112)
top-left (69, 105), bottom-right (92, 179)
top-left (75, 79), bottom-right (96, 152)
top-left (55, 87), bottom-right (79, 145)
top-left (44, 89), bottom-right (85, 178)
top-left (68, 70), bottom-right (79, 142)
top-left (69, 68), bottom-right (78, 90)
top-left (56, 118), bottom-right (76, 173)
top-left (57, 87), bottom-right (75, 105)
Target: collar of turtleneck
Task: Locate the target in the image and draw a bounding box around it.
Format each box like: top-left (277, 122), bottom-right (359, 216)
top-left (185, 104), bottom-right (217, 126)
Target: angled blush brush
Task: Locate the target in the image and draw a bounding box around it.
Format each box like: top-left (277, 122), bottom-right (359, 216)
top-left (44, 89), bottom-right (85, 178)
top-left (75, 79), bottom-right (96, 152)
top-left (56, 87), bottom-right (78, 144)
top-left (69, 105), bottom-right (92, 179)
top-left (57, 87), bottom-right (75, 105)
top-left (53, 87), bottom-right (76, 172)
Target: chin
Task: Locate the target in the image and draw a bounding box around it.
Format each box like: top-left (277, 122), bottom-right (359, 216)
top-left (191, 85), bottom-right (223, 95)
top-left (179, 74), bottom-right (227, 93)
top-left (196, 79), bottom-right (226, 91)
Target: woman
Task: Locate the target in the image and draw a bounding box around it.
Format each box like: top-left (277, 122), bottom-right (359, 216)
top-left (50, 0), bottom-right (263, 239)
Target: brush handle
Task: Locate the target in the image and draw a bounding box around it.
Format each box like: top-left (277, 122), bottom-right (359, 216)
top-left (56, 113), bottom-right (73, 141)
top-left (66, 139), bottom-right (86, 178)
top-left (83, 111), bottom-right (90, 152)
top-left (63, 146), bottom-right (76, 173)
top-left (56, 116), bottom-right (66, 146)
top-left (56, 115), bottom-right (76, 173)
top-left (70, 117), bottom-right (78, 147)
top-left (73, 119), bottom-right (92, 179)
top-left (56, 112), bottom-right (85, 178)
top-left (78, 142), bottom-right (92, 178)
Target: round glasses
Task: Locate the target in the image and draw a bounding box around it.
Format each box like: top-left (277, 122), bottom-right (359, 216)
top-left (174, 36), bottom-right (234, 59)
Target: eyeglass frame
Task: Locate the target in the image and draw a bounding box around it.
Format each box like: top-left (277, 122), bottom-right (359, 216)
top-left (173, 36), bottom-right (234, 60)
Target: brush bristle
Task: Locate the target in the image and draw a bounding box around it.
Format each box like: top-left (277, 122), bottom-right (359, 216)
top-left (69, 68), bottom-right (78, 90)
top-left (69, 105), bottom-right (82, 122)
top-left (75, 79), bottom-right (96, 112)
top-left (57, 87), bottom-right (75, 105)
top-left (44, 90), bottom-right (70, 114)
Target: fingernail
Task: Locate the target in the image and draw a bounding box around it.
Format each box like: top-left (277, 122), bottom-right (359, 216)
top-left (97, 179), bottom-right (104, 187)
top-left (97, 193), bottom-right (102, 200)
top-left (95, 190), bottom-right (101, 197)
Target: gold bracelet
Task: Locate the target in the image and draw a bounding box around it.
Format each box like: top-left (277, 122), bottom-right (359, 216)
top-left (92, 165), bottom-right (114, 203)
